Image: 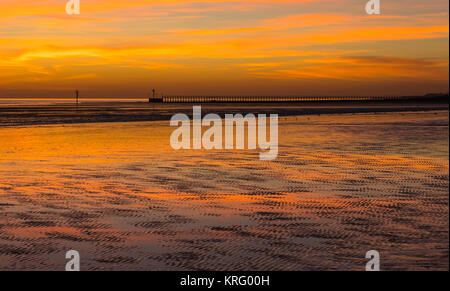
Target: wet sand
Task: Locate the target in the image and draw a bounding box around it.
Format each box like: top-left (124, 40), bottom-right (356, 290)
top-left (0, 101), bottom-right (448, 126)
top-left (0, 111), bottom-right (448, 270)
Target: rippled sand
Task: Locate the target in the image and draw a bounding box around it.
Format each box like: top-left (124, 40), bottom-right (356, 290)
top-left (0, 111), bottom-right (448, 270)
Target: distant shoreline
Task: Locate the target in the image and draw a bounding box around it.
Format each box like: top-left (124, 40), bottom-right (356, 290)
top-left (0, 94), bottom-right (448, 104)
top-left (0, 101), bottom-right (448, 127)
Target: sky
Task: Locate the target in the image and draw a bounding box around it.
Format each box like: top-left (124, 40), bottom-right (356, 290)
top-left (0, 0), bottom-right (448, 98)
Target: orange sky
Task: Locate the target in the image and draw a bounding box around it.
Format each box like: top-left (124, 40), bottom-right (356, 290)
top-left (0, 0), bottom-right (448, 98)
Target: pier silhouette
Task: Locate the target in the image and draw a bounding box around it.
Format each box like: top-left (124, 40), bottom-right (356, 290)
top-left (149, 94), bottom-right (448, 103)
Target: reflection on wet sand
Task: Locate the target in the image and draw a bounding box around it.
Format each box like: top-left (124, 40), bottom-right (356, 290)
top-left (0, 111), bottom-right (448, 270)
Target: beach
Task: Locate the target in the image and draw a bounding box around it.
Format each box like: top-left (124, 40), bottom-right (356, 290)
top-left (0, 109), bottom-right (448, 270)
top-left (0, 100), bottom-right (448, 127)
top-left (1, 0), bottom-right (448, 275)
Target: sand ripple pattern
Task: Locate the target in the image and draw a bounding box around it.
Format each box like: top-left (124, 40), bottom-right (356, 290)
top-left (0, 111), bottom-right (448, 270)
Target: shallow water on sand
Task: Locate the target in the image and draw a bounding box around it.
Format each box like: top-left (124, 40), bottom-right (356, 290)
top-left (0, 111), bottom-right (448, 270)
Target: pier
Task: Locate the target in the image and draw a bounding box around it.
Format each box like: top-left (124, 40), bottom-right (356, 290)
top-left (149, 95), bottom-right (447, 103)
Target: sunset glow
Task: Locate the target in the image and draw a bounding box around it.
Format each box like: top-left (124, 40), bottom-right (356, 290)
top-left (0, 0), bottom-right (448, 97)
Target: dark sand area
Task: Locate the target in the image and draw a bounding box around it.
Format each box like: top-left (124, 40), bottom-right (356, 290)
top-left (0, 101), bottom-right (448, 126)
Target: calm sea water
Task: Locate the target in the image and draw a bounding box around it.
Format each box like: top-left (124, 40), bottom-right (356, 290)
top-left (0, 99), bottom-right (146, 105)
top-left (0, 111), bottom-right (448, 270)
